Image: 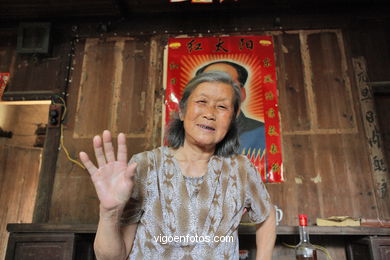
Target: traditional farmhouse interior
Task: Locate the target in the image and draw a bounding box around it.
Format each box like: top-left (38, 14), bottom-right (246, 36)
top-left (0, 0), bottom-right (389, 259)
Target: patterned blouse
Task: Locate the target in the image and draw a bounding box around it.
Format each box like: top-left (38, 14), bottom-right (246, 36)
top-left (121, 146), bottom-right (271, 260)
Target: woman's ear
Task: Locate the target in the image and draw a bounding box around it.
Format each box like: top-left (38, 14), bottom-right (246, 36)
top-left (179, 110), bottom-right (184, 121)
top-left (235, 105), bottom-right (242, 118)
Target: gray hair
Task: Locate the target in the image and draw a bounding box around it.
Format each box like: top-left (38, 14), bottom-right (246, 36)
top-left (196, 60), bottom-right (249, 87)
top-left (166, 71), bottom-right (242, 157)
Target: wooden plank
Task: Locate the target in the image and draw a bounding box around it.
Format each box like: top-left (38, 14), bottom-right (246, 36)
top-left (0, 104), bottom-right (50, 226)
top-left (0, 146), bottom-right (24, 260)
top-left (6, 223), bottom-right (390, 236)
top-left (311, 134), bottom-right (359, 218)
top-left (32, 128), bottom-right (61, 223)
top-left (3, 27), bottom-right (68, 99)
top-left (267, 135), bottom-right (320, 225)
top-left (340, 133), bottom-right (379, 217)
top-left (40, 29), bottom-right (389, 229)
top-left (73, 38), bottom-right (117, 138)
top-left (352, 57), bottom-right (390, 219)
top-left (0, 146), bottom-right (41, 260)
top-left (299, 31), bottom-right (318, 131)
top-left (48, 36), bottom-right (163, 223)
top-left (268, 132), bottom-right (378, 226)
top-left (117, 38), bottom-right (153, 137)
top-left (291, 135), bottom-right (322, 223)
top-left (240, 225), bottom-right (390, 236)
top-left (0, 105), bottom-right (50, 147)
top-left (47, 38), bottom-right (97, 224)
top-left (149, 36), bottom-right (165, 149)
top-left (268, 30), bottom-right (379, 225)
top-left (274, 33), bottom-right (310, 132)
top-left (0, 144), bottom-right (9, 260)
top-left (18, 149), bottom-right (42, 221)
top-left (307, 32), bottom-right (355, 130)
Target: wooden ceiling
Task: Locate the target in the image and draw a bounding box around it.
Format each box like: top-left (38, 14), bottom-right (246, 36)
top-left (1, 0), bottom-right (388, 22)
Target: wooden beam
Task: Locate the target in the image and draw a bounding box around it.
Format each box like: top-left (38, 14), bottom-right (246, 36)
top-left (32, 127), bottom-right (61, 223)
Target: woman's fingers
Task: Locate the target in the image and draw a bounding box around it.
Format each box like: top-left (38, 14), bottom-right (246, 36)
top-left (79, 151), bottom-right (98, 175)
top-left (93, 135), bottom-right (106, 168)
top-left (102, 130), bottom-right (116, 163)
top-left (117, 133), bottom-right (127, 164)
top-left (125, 162), bottom-right (137, 180)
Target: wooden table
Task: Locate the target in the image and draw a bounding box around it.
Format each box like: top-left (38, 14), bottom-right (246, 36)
top-left (5, 224), bottom-right (390, 260)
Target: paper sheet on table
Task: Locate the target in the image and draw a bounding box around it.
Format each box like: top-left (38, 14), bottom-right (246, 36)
top-left (316, 216), bottom-right (360, 226)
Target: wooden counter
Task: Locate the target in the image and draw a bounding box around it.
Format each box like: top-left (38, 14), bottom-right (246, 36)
top-left (5, 223), bottom-right (390, 260)
top-left (7, 223), bottom-right (390, 235)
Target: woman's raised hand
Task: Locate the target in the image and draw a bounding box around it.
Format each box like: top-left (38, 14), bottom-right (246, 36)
top-left (79, 130), bottom-right (136, 212)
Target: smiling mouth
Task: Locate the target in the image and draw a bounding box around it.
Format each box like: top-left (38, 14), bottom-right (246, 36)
top-left (197, 124), bottom-right (215, 131)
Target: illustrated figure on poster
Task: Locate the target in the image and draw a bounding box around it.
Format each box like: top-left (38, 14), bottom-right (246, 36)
top-left (196, 61), bottom-right (266, 155)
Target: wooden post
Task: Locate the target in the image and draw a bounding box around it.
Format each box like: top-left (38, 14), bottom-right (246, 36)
top-left (32, 127), bottom-right (61, 223)
top-left (353, 57), bottom-right (390, 219)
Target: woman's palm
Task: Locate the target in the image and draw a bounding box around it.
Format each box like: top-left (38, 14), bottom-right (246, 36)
top-left (79, 131), bottom-right (136, 211)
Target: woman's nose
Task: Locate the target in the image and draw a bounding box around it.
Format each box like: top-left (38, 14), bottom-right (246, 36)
top-left (203, 106), bottom-right (216, 121)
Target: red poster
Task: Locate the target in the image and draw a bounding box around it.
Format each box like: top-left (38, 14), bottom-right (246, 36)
top-left (0, 73), bottom-right (10, 100)
top-left (165, 36), bottom-right (283, 183)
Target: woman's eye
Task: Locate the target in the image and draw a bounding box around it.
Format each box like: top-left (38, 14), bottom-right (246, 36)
top-left (196, 100), bottom-right (206, 103)
top-left (218, 105), bottom-right (227, 109)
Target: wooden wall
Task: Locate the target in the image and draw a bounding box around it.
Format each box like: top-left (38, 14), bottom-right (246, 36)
top-left (347, 20), bottom-right (390, 82)
top-left (42, 26), bottom-right (390, 226)
top-left (0, 104), bottom-right (49, 146)
top-left (48, 37), bottom-right (164, 223)
top-left (0, 16), bottom-right (389, 229)
top-left (269, 30), bottom-right (378, 225)
top-left (0, 26), bottom-right (69, 100)
top-left (0, 104), bottom-right (48, 259)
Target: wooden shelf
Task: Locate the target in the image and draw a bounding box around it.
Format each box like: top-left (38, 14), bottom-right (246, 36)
top-left (7, 223), bottom-right (390, 236)
top-left (7, 223), bottom-right (97, 233)
top-left (239, 224), bottom-right (390, 236)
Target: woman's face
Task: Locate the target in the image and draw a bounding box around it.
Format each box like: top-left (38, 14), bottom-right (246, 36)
top-left (181, 81), bottom-right (235, 150)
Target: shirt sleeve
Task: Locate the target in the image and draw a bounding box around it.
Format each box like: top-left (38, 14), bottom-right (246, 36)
top-left (120, 153), bottom-right (146, 225)
top-left (243, 158), bottom-right (272, 224)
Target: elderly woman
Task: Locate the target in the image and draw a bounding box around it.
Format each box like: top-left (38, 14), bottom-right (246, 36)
top-left (79, 71), bottom-right (276, 260)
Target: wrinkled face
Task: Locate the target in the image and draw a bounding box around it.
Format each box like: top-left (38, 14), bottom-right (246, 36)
top-left (181, 81), bottom-right (235, 150)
